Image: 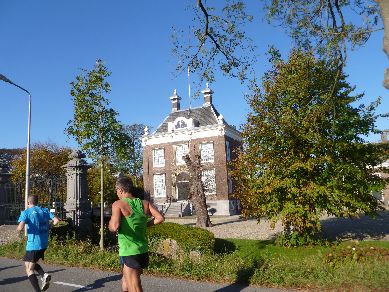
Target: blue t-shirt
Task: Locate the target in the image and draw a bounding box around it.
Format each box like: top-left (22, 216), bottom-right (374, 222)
top-left (18, 206), bottom-right (55, 251)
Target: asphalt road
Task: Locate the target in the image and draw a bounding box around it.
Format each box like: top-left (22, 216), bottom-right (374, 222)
top-left (0, 257), bottom-right (292, 292)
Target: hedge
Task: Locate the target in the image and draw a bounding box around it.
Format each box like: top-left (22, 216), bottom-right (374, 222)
top-left (147, 222), bottom-right (215, 253)
top-left (50, 219), bottom-right (71, 239)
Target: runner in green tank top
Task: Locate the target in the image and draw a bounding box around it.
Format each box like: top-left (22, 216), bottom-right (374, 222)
top-left (118, 197), bottom-right (148, 256)
top-left (109, 176), bottom-right (164, 292)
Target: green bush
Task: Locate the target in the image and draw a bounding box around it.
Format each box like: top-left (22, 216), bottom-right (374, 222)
top-left (45, 236), bottom-right (120, 271)
top-left (147, 222), bottom-right (215, 253)
top-left (50, 219), bottom-right (71, 240)
top-left (91, 221), bottom-right (118, 248)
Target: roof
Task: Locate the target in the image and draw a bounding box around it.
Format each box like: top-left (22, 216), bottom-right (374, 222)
top-left (154, 104), bottom-right (230, 134)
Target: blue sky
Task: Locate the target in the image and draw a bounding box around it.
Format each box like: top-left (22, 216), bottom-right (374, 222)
top-left (0, 1), bottom-right (387, 150)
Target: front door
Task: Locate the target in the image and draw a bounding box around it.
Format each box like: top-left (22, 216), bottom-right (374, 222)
top-left (176, 172), bottom-right (190, 201)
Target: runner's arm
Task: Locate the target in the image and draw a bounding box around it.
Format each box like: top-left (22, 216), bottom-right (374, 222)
top-left (16, 221), bottom-right (25, 232)
top-left (17, 211), bottom-right (27, 232)
top-left (109, 202), bottom-right (121, 232)
top-left (147, 202), bottom-right (164, 227)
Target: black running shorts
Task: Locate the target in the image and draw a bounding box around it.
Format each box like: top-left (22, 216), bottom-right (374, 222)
top-left (23, 249), bottom-right (46, 263)
top-left (120, 252), bottom-right (149, 269)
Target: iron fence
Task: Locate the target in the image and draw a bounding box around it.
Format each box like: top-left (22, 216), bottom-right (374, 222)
top-left (0, 176), bottom-right (67, 224)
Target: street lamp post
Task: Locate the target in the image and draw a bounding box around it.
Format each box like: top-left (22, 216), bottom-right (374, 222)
top-left (0, 74), bottom-right (31, 211)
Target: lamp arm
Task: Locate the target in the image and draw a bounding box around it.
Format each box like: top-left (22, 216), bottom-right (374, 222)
top-left (0, 74), bottom-right (30, 95)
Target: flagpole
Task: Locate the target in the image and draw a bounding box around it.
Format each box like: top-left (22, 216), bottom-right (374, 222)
top-left (188, 65), bottom-right (191, 109)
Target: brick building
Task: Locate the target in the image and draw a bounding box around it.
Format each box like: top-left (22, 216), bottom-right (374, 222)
top-left (141, 84), bottom-right (241, 216)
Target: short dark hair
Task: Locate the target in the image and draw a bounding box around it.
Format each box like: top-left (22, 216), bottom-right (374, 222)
top-left (116, 176), bottom-right (134, 194)
top-left (28, 195), bottom-right (38, 205)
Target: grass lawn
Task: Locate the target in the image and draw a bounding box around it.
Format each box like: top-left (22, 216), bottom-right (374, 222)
top-left (1, 237), bottom-right (388, 291)
top-left (217, 238), bottom-right (389, 289)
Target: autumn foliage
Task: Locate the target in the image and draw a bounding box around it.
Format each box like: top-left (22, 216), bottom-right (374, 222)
top-left (233, 49), bottom-right (387, 241)
top-left (10, 143), bottom-right (71, 204)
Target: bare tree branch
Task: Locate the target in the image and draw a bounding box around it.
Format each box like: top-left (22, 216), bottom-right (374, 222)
top-left (197, 0), bottom-right (231, 60)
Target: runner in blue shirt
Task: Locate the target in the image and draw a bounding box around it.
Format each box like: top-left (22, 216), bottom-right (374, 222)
top-left (17, 195), bottom-right (60, 291)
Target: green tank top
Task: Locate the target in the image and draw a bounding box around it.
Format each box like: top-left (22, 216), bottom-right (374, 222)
top-left (118, 197), bottom-right (148, 256)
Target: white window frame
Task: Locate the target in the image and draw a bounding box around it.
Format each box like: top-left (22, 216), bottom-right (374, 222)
top-left (200, 142), bottom-right (214, 163)
top-left (153, 148), bottom-right (165, 167)
top-left (153, 174), bottom-right (166, 198)
top-left (175, 144), bottom-right (188, 165)
top-left (201, 168), bottom-right (216, 195)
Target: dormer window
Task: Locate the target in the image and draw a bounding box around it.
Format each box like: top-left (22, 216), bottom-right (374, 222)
top-left (168, 117), bottom-right (194, 132)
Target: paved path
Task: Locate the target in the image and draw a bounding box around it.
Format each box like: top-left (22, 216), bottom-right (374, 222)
top-left (0, 258), bottom-right (293, 292)
top-left (2, 211), bottom-right (389, 244)
top-left (166, 210), bottom-right (389, 241)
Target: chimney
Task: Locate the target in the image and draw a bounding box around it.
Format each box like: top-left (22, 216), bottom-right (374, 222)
top-left (201, 82), bottom-right (213, 106)
top-left (170, 89), bottom-right (181, 112)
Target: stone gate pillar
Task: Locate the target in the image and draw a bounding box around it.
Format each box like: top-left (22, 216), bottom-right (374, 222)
top-left (0, 162), bottom-right (11, 205)
top-left (64, 150), bottom-right (92, 236)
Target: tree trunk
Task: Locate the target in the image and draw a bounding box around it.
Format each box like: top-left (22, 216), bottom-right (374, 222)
top-left (377, 0), bottom-right (389, 89)
top-left (99, 159), bottom-right (104, 250)
top-left (184, 154), bottom-right (212, 227)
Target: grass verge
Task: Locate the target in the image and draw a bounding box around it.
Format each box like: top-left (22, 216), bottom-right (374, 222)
top-left (1, 237), bottom-right (388, 291)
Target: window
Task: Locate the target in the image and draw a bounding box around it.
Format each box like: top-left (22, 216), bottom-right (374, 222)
top-left (200, 142), bottom-right (214, 163)
top-left (153, 174), bottom-right (166, 198)
top-left (175, 144), bottom-right (188, 165)
top-left (153, 148), bottom-right (165, 167)
top-left (228, 176), bottom-right (233, 194)
top-left (201, 169), bottom-right (216, 195)
top-left (226, 141), bottom-right (231, 161)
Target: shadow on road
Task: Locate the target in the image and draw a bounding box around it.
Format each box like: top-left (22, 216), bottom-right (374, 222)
top-left (48, 269), bottom-right (66, 274)
top-left (0, 265), bottom-right (20, 272)
top-left (214, 283), bottom-right (250, 292)
top-left (0, 266), bottom-right (65, 286)
top-left (0, 275), bottom-right (27, 286)
top-left (72, 274), bottom-right (122, 291)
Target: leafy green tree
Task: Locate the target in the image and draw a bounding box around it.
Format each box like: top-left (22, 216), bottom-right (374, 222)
top-left (112, 123), bottom-right (146, 181)
top-left (232, 49), bottom-right (388, 244)
top-left (87, 164), bottom-right (116, 206)
top-left (10, 143), bottom-right (70, 204)
top-left (66, 59), bottom-right (127, 250)
top-left (87, 165), bottom-right (145, 206)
